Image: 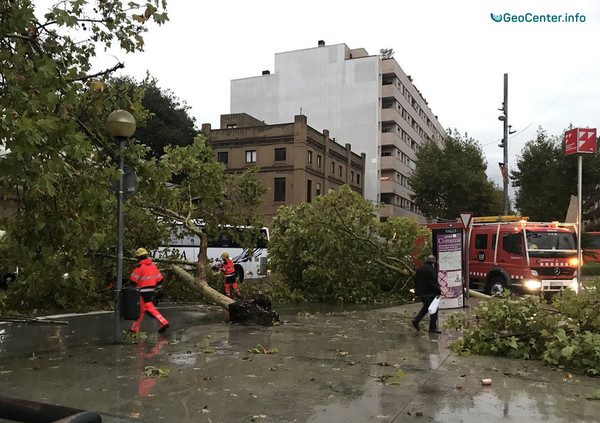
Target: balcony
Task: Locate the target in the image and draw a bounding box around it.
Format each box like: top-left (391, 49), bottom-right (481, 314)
top-left (379, 178), bottom-right (412, 198)
top-left (380, 155), bottom-right (412, 175)
top-left (380, 155), bottom-right (398, 172)
top-left (381, 84), bottom-right (398, 99)
top-left (379, 202), bottom-right (427, 222)
top-left (381, 107), bottom-right (401, 123)
top-left (381, 131), bottom-right (402, 147)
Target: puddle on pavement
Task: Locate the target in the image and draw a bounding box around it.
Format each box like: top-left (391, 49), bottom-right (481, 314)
top-left (1, 304), bottom-right (599, 422)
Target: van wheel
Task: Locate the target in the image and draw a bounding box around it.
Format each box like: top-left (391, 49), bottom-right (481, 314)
top-left (485, 276), bottom-right (506, 296)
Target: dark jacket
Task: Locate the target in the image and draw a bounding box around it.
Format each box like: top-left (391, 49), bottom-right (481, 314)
top-left (413, 262), bottom-right (440, 298)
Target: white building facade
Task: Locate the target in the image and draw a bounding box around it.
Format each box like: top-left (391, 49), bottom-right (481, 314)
top-left (231, 42), bottom-right (446, 221)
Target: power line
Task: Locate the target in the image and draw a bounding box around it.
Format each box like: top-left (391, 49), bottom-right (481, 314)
top-left (481, 121), bottom-right (534, 147)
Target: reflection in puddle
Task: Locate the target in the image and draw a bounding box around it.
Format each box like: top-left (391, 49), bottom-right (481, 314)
top-left (135, 338), bottom-right (168, 397)
top-left (437, 391), bottom-right (565, 422)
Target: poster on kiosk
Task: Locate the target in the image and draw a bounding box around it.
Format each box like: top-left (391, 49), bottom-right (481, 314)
top-left (432, 227), bottom-right (464, 309)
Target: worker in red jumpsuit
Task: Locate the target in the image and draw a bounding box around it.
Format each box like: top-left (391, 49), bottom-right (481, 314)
top-left (129, 248), bottom-right (170, 334)
top-left (217, 252), bottom-right (241, 298)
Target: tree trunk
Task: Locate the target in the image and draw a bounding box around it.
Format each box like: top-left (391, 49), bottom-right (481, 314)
top-left (170, 265), bottom-right (279, 326)
top-left (170, 230), bottom-right (278, 326)
top-left (171, 265), bottom-right (234, 309)
top-left (196, 232), bottom-right (209, 281)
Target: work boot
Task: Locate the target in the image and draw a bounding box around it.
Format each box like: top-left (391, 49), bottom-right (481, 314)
top-left (158, 324), bottom-right (170, 334)
top-left (411, 319), bottom-right (420, 331)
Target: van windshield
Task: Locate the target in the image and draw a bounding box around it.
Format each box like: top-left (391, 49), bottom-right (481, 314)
top-left (526, 231), bottom-right (576, 251)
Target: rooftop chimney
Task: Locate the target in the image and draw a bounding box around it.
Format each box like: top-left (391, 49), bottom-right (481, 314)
top-left (318, 40), bottom-right (325, 47)
top-left (262, 70), bottom-right (270, 75)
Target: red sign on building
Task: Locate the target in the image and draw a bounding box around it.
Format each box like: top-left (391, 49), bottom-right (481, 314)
top-left (565, 128), bottom-right (597, 155)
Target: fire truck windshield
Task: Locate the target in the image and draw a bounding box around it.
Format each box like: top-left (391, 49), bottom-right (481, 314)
top-left (526, 231), bottom-right (576, 251)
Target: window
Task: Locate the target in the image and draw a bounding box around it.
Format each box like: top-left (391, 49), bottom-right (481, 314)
top-left (306, 179), bottom-right (312, 203)
top-left (274, 148), bottom-right (286, 161)
top-left (274, 178), bottom-right (286, 202)
top-left (217, 152), bottom-right (228, 164)
top-left (339, 165), bottom-right (342, 177)
top-left (526, 231), bottom-right (576, 250)
top-left (356, 174), bottom-right (360, 185)
top-left (317, 155), bottom-right (322, 168)
top-left (502, 233), bottom-right (522, 255)
top-left (307, 150), bottom-right (313, 164)
top-left (351, 171), bottom-right (354, 182)
top-left (474, 234), bottom-right (488, 249)
top-left (331, 161), bottom-right (335, 174)
top-left (316, 182), bottom-right (321, 196)
top-left (492, 234), bottom-right (497, 250)
top-left (226, 124), bottom-right (237, 129)
top-left (245, 150), bottom-right (257, 163)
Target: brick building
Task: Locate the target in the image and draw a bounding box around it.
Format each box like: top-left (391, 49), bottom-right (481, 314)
top-left (202, 113), bottom-right (365, 222)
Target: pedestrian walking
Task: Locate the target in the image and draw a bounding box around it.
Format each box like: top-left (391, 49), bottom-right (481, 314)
top-left (129, 248), bottom-right (170, 334)
top-left (216, 252), bottom-right (241, 298)
top-left (411, 254), bottom-right (442, 333)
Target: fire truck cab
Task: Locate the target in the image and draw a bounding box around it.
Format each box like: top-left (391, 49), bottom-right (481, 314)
top-left (468, 216), bottom-right (579, 295)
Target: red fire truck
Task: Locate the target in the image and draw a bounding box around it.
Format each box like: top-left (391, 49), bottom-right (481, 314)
top-left (468, 216), bottom-right (579, 295)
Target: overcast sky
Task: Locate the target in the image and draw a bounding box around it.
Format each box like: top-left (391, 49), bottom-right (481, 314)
top-left (96, 0), bottom-right (600, 191)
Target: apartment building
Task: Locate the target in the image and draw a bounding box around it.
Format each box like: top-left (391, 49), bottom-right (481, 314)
top-left (231, 41), bottom-right (446, 222)
top-left (202, 113), bottom-right (365, 223)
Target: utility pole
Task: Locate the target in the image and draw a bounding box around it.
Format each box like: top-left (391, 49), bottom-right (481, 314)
top-left (498, 73), bottom-right (509, 215)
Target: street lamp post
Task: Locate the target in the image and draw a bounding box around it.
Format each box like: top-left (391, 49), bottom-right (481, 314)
top-left (498, 73), bottom-right (509, 215)
top-left (106, 110), bottom-right (136, 343)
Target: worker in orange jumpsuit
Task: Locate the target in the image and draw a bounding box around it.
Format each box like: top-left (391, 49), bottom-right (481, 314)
top-left (129, 248), bottom-right (170, 334)
top-left (217, 252), bottom-right (241, 298)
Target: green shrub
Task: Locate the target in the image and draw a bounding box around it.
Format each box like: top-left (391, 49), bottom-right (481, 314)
top-left (582, 262), bottom-right (600, 277)
top-left (445, 280), bottom-right (600, 374)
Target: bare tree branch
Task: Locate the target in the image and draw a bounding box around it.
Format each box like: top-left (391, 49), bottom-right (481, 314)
top-left (70, 114), bottom-right (115, 155)
top-left (329, 201), bottom-right (415, 277)
top-left (65, 62), bottom-right (124, 82)
top-left (5, 33), bottom-right (33, 41)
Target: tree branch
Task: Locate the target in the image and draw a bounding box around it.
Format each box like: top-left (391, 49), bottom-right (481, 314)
top-left (70, 114), bottom-right (115, 155)
top-left (65, 62), bottom-right (124, 82)
top-left (149, 207), bottom-right (204, 239)
top-left (5, 33), bottom-right (34, 41)
top-left (327, 202), bottom-right (417, 280)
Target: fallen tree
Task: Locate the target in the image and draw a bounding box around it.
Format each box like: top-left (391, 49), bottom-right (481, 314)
top-left (128, 137), bottom-right (278, 324)
top-left (170, 264), bottom-right (278, 325)
top-left (269, 186), bottom-right (432, 302)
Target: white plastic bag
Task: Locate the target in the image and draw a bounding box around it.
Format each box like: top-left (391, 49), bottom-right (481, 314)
top-left (428, 295), bottom-right (441, 314)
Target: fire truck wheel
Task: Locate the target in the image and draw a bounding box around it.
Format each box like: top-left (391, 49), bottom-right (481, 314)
top-left (485, 276), bottom-right (507, 296)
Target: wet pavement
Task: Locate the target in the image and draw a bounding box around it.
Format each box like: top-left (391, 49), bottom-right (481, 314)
top-left (1, 300), bottom-right (600, 423)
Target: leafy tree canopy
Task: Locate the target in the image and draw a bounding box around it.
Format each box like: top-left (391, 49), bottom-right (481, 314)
top-left (0, 0), bottom-right (169, 310)
top-left (269, 185), bottom-right (431, 303)
top-left (111, 76), bottom-right (199, 158)
top-left (0, 1), bottom-right (267, 313)
top-left (409, 131), bottom-right (503, 220)
top-left (511, 127), bottom-right (600, 221)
